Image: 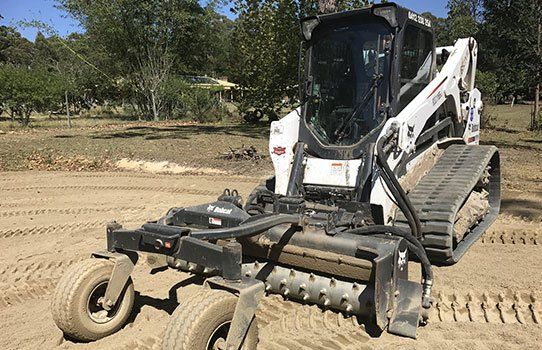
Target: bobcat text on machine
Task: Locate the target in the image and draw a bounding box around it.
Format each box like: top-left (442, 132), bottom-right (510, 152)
top-left (51, 3), bottom-right (500, 349)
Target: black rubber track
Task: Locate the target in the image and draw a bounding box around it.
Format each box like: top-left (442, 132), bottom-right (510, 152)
top-left (396, 144), bottom-right (501, 265)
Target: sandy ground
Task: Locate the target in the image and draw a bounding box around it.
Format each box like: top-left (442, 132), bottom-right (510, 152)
top-left (0, 171), bottom-right (540, 350)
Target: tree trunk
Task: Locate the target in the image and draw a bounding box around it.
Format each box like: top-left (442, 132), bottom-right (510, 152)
top-left (534, 15), bottom-right (541, 129)
top-left (65, 91), bottom-right (72, 129)
top-left (318, 0), bottom-right (339, 14)
top-left (21, 107), bottom-right (31, 126)
top-left (150, 90), bottom-right (159, 121)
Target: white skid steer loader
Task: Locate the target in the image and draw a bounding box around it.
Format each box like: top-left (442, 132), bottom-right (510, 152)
top-left (51, 3), bottom-right (500, 349)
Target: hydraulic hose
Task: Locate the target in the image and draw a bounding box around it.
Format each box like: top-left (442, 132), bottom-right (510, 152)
top-left (189, 214), bottom-right (301, 240)
top-left (375, 127), bottom-right (423, 239)
top-left (346, 225), bottom-right (433, 309)
top-left (372, 127), bottom-right (434, 308)
top-left (378, 166), bottom-right (418, 236)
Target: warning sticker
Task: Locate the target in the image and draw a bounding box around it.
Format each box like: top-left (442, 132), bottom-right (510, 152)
top-left (209, 217), bottom-right (222, 226)
top-left (330, 162), bottom-right (345, 176)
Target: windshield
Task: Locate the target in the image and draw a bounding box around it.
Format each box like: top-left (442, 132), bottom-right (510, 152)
top-left (304, 21), bottom-right (391, 146)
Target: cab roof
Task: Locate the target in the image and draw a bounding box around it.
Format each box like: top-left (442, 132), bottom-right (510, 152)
top-left (300, 2), bottom-right (433, 41)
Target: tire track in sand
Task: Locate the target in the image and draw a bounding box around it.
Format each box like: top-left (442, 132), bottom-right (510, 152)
top-left (0, 256), bottom-right (86, 286)
top-left (429, 290), bottom-right (541, 325)
top-left (64, 172), bottom-right (262, 184)
top-left (0, 203), bottom-right (25, 209)
top-left (0, 278), bottom-right (57, 309)
top-left (256, 291), bottom-right (541, 350)
top-left (0, 185), bottom-right (219, 197)
top-left (257, 295), bottom-right (371, 350)
top-left (0, 217), bottom-right (145, 239)
top-left (0, 205), bottom-right (146, 218)
top-left (482, 230), bottom-right (540, 245)
top-left (0, 220), bottom-right (104, 239)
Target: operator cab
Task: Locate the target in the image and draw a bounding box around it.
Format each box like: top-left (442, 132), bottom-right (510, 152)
top-left (299, 3), bottom-right (436, 160)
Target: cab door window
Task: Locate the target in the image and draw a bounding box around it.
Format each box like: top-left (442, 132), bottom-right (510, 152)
top-left (398, 26), bottom-right (433, 113)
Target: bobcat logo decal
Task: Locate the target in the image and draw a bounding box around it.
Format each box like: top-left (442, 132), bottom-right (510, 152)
top-left (398, 249), bottom-right (407, 271)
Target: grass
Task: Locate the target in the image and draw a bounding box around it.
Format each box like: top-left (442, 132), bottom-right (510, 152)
top-left (0, 104), bottom-right (540, 181)
top-left (0, 113), bottom-right (272, 175)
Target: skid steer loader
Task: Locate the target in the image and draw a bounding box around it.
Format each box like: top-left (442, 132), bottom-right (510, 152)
top-left (51, 2), bottom-right (500, 349)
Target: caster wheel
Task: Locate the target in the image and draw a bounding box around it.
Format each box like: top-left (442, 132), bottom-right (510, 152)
top-left (51, 258), bottom-right (135, 341)
top-left (163, 289), bottom-right (258, 350)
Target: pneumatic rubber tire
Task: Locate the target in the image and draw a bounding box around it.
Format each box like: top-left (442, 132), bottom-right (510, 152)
top-left (162, 289), bottom-right (258, 350)
top-left (51, 258), bottom-right (135, 341)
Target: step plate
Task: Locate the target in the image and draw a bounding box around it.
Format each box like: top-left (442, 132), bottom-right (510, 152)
top-left (396, 145), bottom-right (501, 265)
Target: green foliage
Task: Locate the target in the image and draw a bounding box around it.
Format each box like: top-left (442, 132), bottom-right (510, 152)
top-left (57, 0), bottom-right (226, 120)
top-left (231, 0), bottom-right (301, 112)
top-left (160, 76), bottom-right (190, 119)
top-left (183, 88), bottom-right (227, 123)
top-left (0, 25), bottom-right (34, 66)
top-left (160, 77), bottom-right (228, 122)
top-left (0, 65), bottom-right (66, 125)
top-left (480, 0), bottom-right (541, 101)
top-left (476, 70), bottom-right (499, 102)
top-left (231, 0), bottom-right (374, 116)
top-left (421, 12), bottom-right (449, 47)
top-left (2, 0), bottom-right (540, 128)
top-left (32, 32), bottom-right (117, 110)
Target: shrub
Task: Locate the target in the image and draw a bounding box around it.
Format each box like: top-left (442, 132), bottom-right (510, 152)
top-left (477, 70), bottom-right (499, 103)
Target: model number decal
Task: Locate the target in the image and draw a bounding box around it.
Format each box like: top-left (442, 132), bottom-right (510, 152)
top-left (408, 11), bottom-right (432, 28)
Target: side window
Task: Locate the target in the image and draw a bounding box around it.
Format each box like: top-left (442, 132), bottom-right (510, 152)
top-left (398, 26), bottom-right (433, 113)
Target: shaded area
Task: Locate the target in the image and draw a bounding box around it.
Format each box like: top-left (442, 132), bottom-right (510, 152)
top-left (0, 122), bottom-right (273, 175)
top-left (481, 140), bottom-right (542, 152)
top-left (521, 138), bottom-right (542, 144)
top-left (491, 126), bottom-right (522, 134)
top-left (501, 197), bottom-right (542, 220)
top-left (91, 124), bottom-right (269, 141)
top-left (127, 274), bottom-right (205, 322)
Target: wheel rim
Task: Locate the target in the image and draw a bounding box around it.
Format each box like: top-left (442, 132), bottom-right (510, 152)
top-left (206, 321), bottom-right (231, 350)
top-left (86, 281), bottom-right (121, 324)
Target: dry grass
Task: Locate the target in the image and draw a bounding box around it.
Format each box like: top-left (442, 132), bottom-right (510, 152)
top-left (0, 104), bottom-right (540, 181)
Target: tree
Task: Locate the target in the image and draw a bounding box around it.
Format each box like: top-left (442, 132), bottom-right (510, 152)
top-left (0, 25), bottom-right (34, 66)
top-left (32, 32), bottom-right (116, 114)
top-left (318, 0), bottom-right (339, 13)
top-left (0, 65), bottom-right (65, 125)
top-left (232, 0), bottom-right (372, 117)
top-left (534, 0), bottom-right (541, 129)
top-left (421, 12), bottom-right (448, 46)
top-left (57, 0), bottom-right (221, 120)
top-left (443, 0), bottom-right (482, 45)
top-left (481, 0), bottom-right (541, 111)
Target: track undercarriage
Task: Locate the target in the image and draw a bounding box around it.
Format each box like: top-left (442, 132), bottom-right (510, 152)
top-left (397, 144), bottom-right (501, 264)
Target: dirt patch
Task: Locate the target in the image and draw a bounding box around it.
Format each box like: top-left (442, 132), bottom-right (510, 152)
top-left (26, 152), bottom-right (115, 172)
top-left (0, 122), bottom-right (273, 175)
top-left (0, 171), bottom-right (539, 350)
top-left (116, 159), bottom-right (227, 175)
top-left (0, 105), bottom-right (540, 348)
